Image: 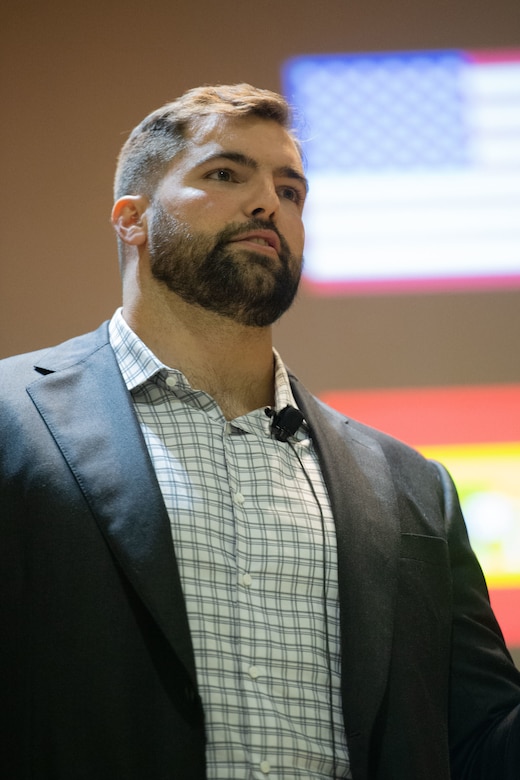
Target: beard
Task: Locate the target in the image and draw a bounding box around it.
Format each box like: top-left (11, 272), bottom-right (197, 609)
top-left (147, 203), bottom-right (303, 328)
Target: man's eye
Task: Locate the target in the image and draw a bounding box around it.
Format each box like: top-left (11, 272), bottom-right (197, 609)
top-left (279, 186), bottom-right (303, 204)
top-left (207, 169), bottom-right (234, 182)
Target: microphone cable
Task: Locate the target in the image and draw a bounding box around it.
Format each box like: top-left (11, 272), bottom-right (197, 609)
top-left (287, 437), bottom-right (339, 779)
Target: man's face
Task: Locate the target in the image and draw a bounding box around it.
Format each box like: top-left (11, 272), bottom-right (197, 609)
top-left (146, 115), bottom-right (307, 327)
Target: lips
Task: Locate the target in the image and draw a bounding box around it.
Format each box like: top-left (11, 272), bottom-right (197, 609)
top-left (229, 229), bottom-right (281, 256)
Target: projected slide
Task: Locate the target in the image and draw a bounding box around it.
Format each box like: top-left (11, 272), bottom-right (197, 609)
top-left (283, 50), bottom-right (520, 294)
top-left (320, 384), bottom-right (520, 645)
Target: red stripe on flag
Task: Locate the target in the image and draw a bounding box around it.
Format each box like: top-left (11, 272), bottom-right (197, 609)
top-left (466, 49), bottom-right (520, 64)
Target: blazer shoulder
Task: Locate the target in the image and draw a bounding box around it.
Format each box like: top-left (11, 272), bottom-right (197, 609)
top-left (0, 321), bottom-right (109, 375)
top-left (0, 322), bottom-right (112, 413)
top-left (290, 373), bottom-right (442, 488)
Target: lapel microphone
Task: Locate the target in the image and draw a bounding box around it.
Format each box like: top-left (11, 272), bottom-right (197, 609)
top-left (265, 405), bottom-right (305, 442)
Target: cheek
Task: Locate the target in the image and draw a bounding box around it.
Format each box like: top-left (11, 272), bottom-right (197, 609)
top-left (285, 217), bottom-right (305, 256)
top-left (164, 192), bottom-right (233, 228)
top-left (161, 189), bottom-right (205, 216)
top-left (299, 222), bottom-right (305, 249)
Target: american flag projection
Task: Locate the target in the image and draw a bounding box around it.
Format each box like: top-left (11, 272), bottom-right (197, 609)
top-left (283, 50), bottom-right (520, 294)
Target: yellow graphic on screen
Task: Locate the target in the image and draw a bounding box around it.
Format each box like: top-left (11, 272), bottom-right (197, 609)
top-left (419, 442), bottom-right (520, 588)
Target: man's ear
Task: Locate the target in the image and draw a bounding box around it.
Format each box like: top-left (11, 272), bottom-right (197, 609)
top-left (111, 195), bottom-right (148, 246)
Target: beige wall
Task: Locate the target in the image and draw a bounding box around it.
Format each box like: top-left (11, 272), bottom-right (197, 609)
top-left (2, 0), bottom-right (519, 396)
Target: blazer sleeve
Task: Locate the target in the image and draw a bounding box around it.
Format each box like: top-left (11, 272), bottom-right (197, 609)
top-left (437, 462), bottom-right (520, 779)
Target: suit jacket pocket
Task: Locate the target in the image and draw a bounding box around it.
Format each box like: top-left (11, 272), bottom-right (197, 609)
top-left (400, 532), bottom-right (449, 567)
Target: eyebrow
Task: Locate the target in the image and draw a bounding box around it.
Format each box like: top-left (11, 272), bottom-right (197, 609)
top-left (199, 150), bottom-right (309, 193)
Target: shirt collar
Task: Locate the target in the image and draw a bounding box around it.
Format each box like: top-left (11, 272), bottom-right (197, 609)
top-left (109, 307), bottom-right (301, 414)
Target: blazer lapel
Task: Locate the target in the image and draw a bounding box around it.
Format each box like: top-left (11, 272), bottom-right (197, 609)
top-left (292, 378), bottom-right (400, 752)
top-left (27, 324), bottom-right (197, 686)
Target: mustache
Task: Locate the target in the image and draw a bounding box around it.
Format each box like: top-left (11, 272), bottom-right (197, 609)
top-left (214, 219), bottom-right (289, 255)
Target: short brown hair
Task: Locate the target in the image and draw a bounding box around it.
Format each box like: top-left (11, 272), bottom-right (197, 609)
top-left (113, 83), bottom-right (296, 201)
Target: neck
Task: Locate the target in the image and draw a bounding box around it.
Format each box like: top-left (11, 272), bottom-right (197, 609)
top-left (122, 287), bottom-right (276, 420)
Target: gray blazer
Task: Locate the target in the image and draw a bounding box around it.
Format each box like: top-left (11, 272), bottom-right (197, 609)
top-left (1, 323), bottom-right (519, 779)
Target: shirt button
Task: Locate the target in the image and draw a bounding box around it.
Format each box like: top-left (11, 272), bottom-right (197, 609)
top-left (165, 375), bottom-right (177, 388)
top-left (248, 666), bottom-right (260, 679)
top-left (233, 492), bottom-right (245, 506)
top-left (260, 760), bottom-right (271, 774)
top-left (242, 573), bottom-right (252, 587)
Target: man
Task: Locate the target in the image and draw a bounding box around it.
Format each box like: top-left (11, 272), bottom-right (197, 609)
top-left (1, 83), bottom-right (519, 779)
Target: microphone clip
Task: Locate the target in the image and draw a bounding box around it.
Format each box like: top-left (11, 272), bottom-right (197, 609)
top-left (265, 405), bottom-right (304, 442)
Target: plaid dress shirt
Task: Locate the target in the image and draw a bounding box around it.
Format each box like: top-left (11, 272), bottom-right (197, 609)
top-left (109, 309), bottom-right (350, 779)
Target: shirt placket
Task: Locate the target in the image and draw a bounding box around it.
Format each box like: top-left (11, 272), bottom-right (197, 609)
top-left (224, 423), bottom-right (280, 778)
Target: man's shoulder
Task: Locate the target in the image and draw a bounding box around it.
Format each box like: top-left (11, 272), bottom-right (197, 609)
top-left (0, 323), bottom-right (112, 394)
top-left (0, 323), bottom-right (110, 370)
top-left (290, 372), bottom-right (418, 452)
top-left (290, 373), bottom-right (439, 484)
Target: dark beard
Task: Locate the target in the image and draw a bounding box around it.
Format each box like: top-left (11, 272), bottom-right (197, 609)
top-left (147, 204), bottom-right (303, 327)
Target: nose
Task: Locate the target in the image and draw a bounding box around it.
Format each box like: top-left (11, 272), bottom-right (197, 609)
top-left (245, 177), bottom-right (280, 222)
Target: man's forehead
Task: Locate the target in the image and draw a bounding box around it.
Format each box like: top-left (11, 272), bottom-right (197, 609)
top-left (183, 114), bottom-right (303, 167)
